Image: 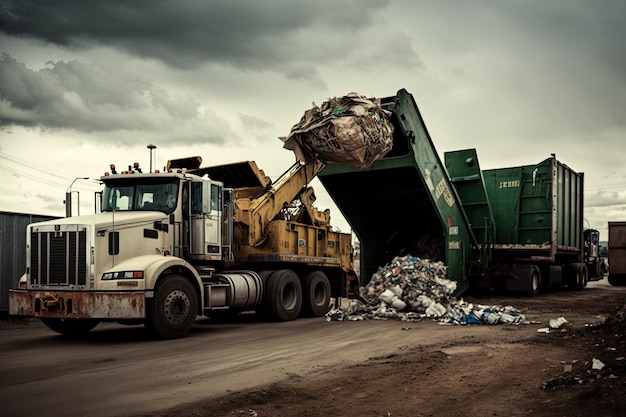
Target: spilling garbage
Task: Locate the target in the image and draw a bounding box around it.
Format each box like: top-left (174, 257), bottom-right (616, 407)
top-left (327, 255), bottom-right (526, 325)
top-left (282, 92), bottom-right (394, 169)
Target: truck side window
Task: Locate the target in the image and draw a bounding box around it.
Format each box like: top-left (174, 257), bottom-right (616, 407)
top-left (210, 183), bottom-right (221, 211)
top-left (192, 182), bottom-right (203, 214)
top-left (182, 185), bottom-right (189, 216)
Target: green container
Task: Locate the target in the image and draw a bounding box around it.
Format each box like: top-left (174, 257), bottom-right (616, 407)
top-left (318, 89), bottom-right (474, 293)
top-left (482, 156), bottom-right (583, 253)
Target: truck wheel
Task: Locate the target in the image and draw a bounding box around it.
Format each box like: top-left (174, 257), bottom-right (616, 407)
top-left (266, 270), bottom-right (302, 321)
top-left (566, 263), bottom-right (587, 291)
top-left (608, 274), bottom-right (626, 286)
top-left (529, 270), bottom-right (540, 297)
top-left (589, 260), bottom-right (600, 280)
top-left (146, 275), bottom-right (198, 339)
top-left (255, 270), bottom-right (274, 319)
top-left (580, 264), bottom-right (588, 289)
top-left (41, 318), bottom-right (100, 337)
top-left (302, 271), bottom-right (331, 317)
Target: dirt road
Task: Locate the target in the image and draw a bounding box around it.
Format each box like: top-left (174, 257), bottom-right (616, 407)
top-left (1, 280), bottom-right (624, 417)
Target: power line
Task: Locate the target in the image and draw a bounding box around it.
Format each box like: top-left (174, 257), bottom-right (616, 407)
top-left (0, 151), bottom-right (74, 182)
top-left (0, 151), bottom-right (101, 191)
top-left (0, 163), bottom-right (69, 189)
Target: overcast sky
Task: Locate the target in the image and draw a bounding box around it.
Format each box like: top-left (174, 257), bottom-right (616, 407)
top-left (1, 0), bottom-right (625, 239)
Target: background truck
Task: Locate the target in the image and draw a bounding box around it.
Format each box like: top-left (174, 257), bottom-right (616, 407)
top-left (9, 156), bottom-right (354, 339)
top-left (317, 89), bottom-right (602, 296)
top-left (608, 221), bottom-right (626, 286)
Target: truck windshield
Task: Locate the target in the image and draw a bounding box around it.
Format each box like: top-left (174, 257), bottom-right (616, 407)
top-left (102, 179), bottom-right (179, 214)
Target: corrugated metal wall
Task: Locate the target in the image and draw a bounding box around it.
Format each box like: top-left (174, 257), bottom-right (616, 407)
top-left (0, 211), bottom-right (60, 311)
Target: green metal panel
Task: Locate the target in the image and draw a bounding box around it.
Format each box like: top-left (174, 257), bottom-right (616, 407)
top-left (482, 156), bottom-right (583, 254)
top-left (318, 89), bottom-right (474, 293)
top-left (445, 149), bottom-right (495, 245)
top-left (556, 161), bottom-right (583, 248)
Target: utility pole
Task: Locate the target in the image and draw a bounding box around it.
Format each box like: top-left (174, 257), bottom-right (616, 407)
top-left (147, 144), bottom-right (157, 172)
top-left (65, 177), bottom-right (89, 217)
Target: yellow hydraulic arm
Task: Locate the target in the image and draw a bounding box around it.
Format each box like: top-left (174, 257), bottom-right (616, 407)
top-left (171, 156), bottom-right (328, 248)
top-left (236, 159), bottom-right (325, 246)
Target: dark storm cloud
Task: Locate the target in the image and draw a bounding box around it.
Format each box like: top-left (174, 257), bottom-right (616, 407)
top-left (0, 53), bottom-right (234, 144)
top-left (0, 0), bottom-right (401, 79)
top-left (400, 0), bottom-right (626, 144)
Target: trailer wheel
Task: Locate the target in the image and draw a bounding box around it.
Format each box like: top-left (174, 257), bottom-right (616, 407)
top-left (41, 318), bottom-right (100, 337)
top-left (580, 264), bottom-right (588, 289)
top-left (146, 275), bottom-right (198, 339)
top-left (265, 269), bottom-right (302, 321)
top-left (302, 271), bottom-right (331, 317)
top-left (566, 263), bottom-right (587, 291)
top-left (529, 270), bottom-right (540, 297)
top-left (506, 264), bottom-right (540, 296)
top-left (608, 274), bottom-right (626, 286)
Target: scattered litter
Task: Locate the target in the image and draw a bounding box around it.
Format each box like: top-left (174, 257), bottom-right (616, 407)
top-left (543, 359), bottom-right (603, 390)
top-left (592, 358), bottom-right (605, 370)
top-left (537, 316), bottom-right (571, 333)
top-left (549, 316), bottom-right (568, 329)
top-left (327, 255), bottom-right (525, 325)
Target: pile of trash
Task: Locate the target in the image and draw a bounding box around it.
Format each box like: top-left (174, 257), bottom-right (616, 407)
top-left (327, 255), bottom-right (525, 325)
top-left (282, 92), bottom-right (394, 170)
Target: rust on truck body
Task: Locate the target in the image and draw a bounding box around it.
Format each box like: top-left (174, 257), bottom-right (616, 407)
top-left (9, 290), bottom-right (145, 319)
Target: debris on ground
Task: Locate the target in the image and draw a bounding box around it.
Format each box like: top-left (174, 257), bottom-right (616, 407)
top-left (537, 316), bottom-right (570, 333)
top-left (327, 255), bottom-right (525, 325)
top-left (542, 355), bottom-right (618, 390)
top-left (542, 304), bottom-right (625, 391)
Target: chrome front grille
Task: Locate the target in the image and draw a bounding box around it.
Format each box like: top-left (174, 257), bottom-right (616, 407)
top-left (30, 230), bottom-right (87, 286)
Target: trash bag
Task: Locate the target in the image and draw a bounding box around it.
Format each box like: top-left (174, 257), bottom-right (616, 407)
top-left (282, 93), bottom-right (394, 169)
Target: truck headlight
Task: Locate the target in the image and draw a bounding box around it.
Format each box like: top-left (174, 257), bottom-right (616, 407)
top-left (102, 271), bottom-right (144, 280)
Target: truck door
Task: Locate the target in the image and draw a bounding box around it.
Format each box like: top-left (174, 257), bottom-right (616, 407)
top-left (186, 179), bottom-right (223, 260)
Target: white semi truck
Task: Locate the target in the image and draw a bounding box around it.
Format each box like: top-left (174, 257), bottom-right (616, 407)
top-left (9, 156), bottom-right (353, 339)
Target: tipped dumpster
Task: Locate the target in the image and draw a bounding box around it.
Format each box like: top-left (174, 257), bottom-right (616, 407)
top-left (316, 89), bottom-right (593, 296)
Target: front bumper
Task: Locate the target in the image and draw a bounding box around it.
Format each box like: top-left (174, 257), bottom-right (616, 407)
top-left (9, 289), bottom-right (145, 319)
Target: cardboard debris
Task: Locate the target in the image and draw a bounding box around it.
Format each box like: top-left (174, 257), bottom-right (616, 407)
top-left (327, 255), bottom-right (525, 325)
top-left (282, 93), bottom-right (393, 169)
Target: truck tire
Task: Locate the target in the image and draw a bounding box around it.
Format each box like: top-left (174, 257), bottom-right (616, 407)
top-left (302, 271), bottom-right (331, 317)
top-left (254, 270), bottom-right (274, 319)
top-left (580, 264), bottom-right (589, 289)
top-left (41, 318), bottom-right (100, 337)
top-left (528, 270), bottom-right (540, 297)
top-left (566, 263), bottom-right (587, 291)
top-left (265, 269), bottom-right (302, 321)
top-left (608, 274), bottom-right (626, 286)
top-left (588, 260), bottom-right (600, 280)
top-left (506, 264), bottom-right (540, 296)
top-left (146, 275), bottom-right (198, 339)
